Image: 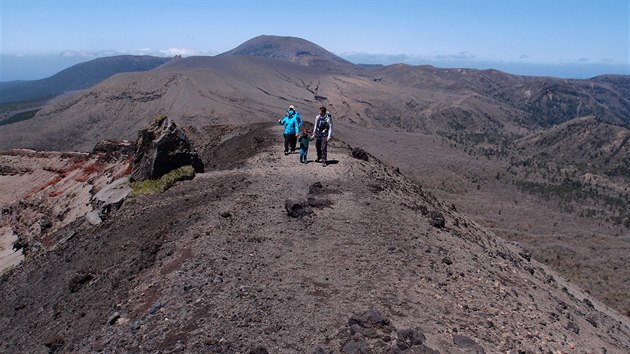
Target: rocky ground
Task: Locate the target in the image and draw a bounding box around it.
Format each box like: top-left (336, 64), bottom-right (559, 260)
top-left (333, 121), bottom-right (630, 317)
top-left (0, 145), bottom-right (133, 272)
top-left (1, 123), bottom-right (629, 353)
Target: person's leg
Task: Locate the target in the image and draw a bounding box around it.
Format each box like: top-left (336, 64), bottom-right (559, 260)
top-left (315, 139), bottom-right (322, 161)
top-left (300, 149), bottom-right (306, 163)
top-left (290, 135), bottom-right (297, 153)
top-left (321, 139), bottom-right (328, 165)
top-left (283, 134), bottom-right (290, 154)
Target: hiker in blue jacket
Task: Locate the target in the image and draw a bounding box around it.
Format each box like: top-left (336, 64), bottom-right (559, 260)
top-left (289, 105), bottom-right (303, 129)
top-left (278, 105), bottom-right (300, 154)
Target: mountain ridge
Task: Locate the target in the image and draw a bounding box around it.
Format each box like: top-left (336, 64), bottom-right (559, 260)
top-left (219, 35), bottom-right (358, 74)
top-left (0, 35), bottom-right (629, 317)
top-left (0, 55), bottom-right (172, 105)
top-left (1, 124), bottom-right (629, 352)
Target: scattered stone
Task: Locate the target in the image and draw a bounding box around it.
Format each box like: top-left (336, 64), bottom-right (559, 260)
top-left (85, 210), bottom-right (102, 225)
top-left (442, 257), bottom-right (453, 266)
top-left (518, 250), bottom-right (532, 262)
top-left (351, 147), bottom-right (369, 161)
top-left (68, 273), bottom-right (94, 293)
top-left (545, 275), bottom-right (556, 284)
top-left (396, 328), bottom-right (426, 349)
top-left (313, 346), bottom-right (334, 354)
top-left (348, 309), bottom-right (390, 329)
top-left (130, 319), bottom-right (144, 332)
top-left (350, 323), bottom-right (379, 339)
top-left (309, 182), bottom-right (324, 194)
top-left (342, 339), bottom-right (370, 354)
top-left (249, 346), bottom-right (269, 354)
top-left (583, 298), bottom-right (594, 309)
top-left (45, 337), bottom-right (65, 353)
top-left (307, 197), bottom-right (333, 209)
top-left (308, 181), bottom-right (338, 195)
top-left (107, 312), bottom-right (121, 326)
top-left (567, 321), bottom-right (580, 334)
top-left (452, 334), bottom-right (485, 353)
top-left (285, 198), bottom-right (312, 218)
top-left (428, 211), bottom-right (446, 228)
top-left (12, 236), bottom-right (28, 253)
top-left (220, 211), bottom-right (232, 218)
top-left (368, 184), bottom-right (385, 193)
top-left (149, 301), bottom-right (163, 315)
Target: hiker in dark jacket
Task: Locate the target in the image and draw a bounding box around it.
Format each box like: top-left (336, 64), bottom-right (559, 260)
top-left (311, 106), bottom-right (333, 166)
top-left (278, 105), bottom-right (300, 154)
top-left (297, 128), bottom-right (313, 163)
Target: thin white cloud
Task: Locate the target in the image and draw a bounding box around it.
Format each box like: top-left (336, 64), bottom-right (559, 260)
top-left (435, 51), bottom-right (475, 60)
top-left (158, 48), bottom-right (199, 56)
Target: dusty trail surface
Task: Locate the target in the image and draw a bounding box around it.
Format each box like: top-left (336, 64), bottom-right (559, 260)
top-left (1, 124), bottom-right (629, 353)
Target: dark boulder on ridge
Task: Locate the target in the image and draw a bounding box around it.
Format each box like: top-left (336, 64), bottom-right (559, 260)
top-left (129, 115), bottom-right (204, 182)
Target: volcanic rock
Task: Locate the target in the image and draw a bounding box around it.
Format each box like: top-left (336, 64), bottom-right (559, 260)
top-left (351, 147), bottom-right (369, 161)
top-left (284, 198), bottom-right (312, 218)
top-left (129, 115), bottom-right (204, 182)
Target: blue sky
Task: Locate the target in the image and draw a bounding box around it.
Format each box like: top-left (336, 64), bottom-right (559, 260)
top-left (1, 0), bottom-right (628, 80)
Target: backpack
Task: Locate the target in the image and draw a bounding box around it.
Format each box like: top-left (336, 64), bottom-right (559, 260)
top-left (316, 116), bottom-right (329, 136)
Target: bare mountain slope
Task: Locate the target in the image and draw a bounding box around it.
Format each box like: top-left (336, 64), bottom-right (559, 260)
top-left (372, 64), bottom-right (630, 127)
top-left (0, 55), bottom-right (172, 105)
top-left (517, 116), bottom-right (630, 171)
top-left (1, 36), bottom-right (629, 152)
top-left (335, 115), bottom-right (630, 316)
top-left (220, 35), bottom-right (358, 74)
top-left (1, 124), bottom-right (629, 353)
top-left (0, 36), bottom-right (629, 315)
top-left (0, 55), bottom-right (333, 151)
top-left (0, 55), bottom-right (524, 151)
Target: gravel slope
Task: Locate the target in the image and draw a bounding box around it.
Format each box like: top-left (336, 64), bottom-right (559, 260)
top-left (1, 124), bottom-right (629, 353)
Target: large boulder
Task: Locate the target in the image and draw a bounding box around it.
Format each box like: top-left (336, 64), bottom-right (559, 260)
top-left (130, 115), bottom-right (204, 182)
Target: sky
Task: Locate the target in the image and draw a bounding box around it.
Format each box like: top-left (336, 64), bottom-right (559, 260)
top-left (1, 0), bottom-right (628, 81)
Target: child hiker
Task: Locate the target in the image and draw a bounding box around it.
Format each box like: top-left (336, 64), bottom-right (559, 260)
top-left (298, 128), bottom-right (313, 164)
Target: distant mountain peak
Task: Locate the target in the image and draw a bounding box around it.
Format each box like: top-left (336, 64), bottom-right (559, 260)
top-left (220, 35), bottom-right (357, 74)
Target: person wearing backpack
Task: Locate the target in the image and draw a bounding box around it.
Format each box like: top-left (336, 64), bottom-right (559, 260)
top-left (290, 105), bottom-right (303, 129)
top-left (278, 105), bottom-right (300, 154)
top-left (311, 106), bottom-right (333, 166)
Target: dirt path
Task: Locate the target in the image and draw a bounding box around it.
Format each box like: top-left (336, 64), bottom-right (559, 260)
top-left (0, 124), bottom-right (629, 353)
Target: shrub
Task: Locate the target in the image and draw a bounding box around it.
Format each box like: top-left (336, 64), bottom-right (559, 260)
top-left (129, 165), bottom-right (195, 197)
top-left (153, 114), bottom-right (168, 124)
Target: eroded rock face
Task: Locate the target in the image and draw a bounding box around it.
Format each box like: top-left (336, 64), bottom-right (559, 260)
top-left (130, 116), bottom-right (204, 182)
top-left (0, 147), bottom-right (133, 270)
top-left (86, 178), bottom-right (133, 225)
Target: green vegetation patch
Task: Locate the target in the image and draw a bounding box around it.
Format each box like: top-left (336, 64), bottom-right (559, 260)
top-left (153, 114), bottom-right (168, 124)
top-left (0, 109), bottom-right (40, 126)
top-left (130, 165), bottom-right (195, 196)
